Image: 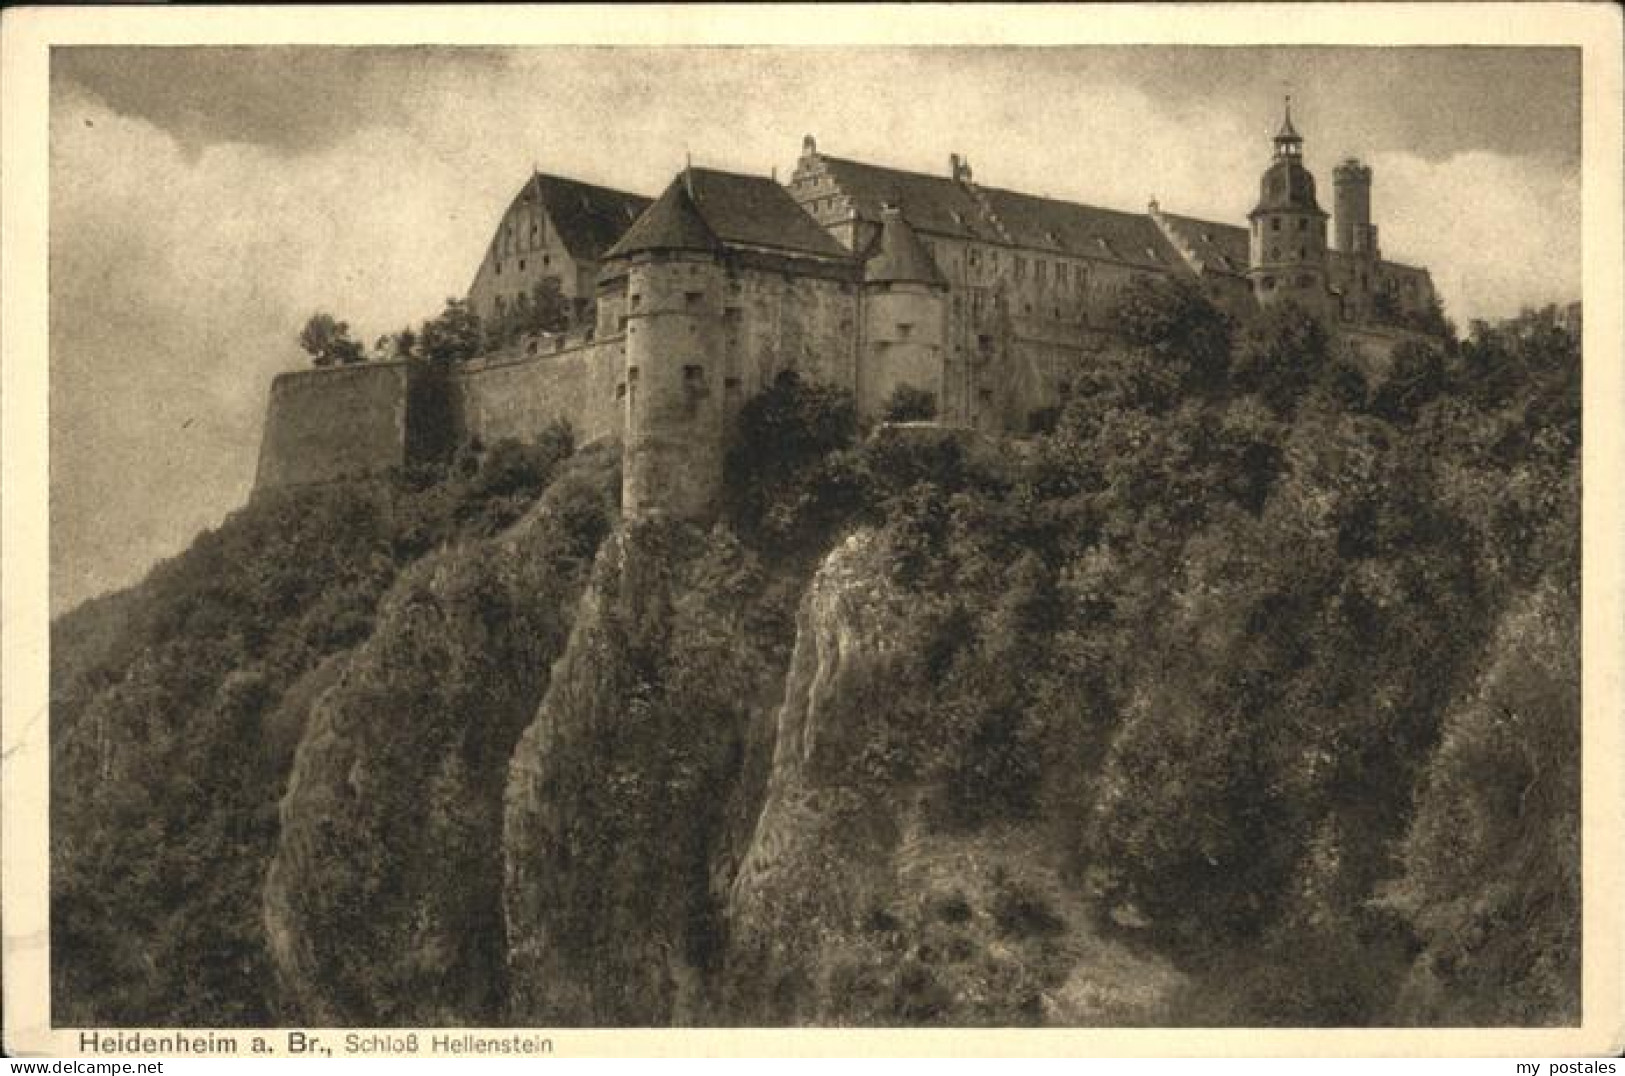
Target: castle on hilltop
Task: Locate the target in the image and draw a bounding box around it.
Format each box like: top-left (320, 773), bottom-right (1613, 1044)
top-left (256, 102), bottom-right (1443, 518)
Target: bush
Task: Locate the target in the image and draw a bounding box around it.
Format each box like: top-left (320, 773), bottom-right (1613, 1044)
top-left (882, 384), bottom-right (938, 423)
top-left (723, 374), bottom-right (861, 550)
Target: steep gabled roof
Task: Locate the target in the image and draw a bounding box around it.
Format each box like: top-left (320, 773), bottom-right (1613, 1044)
top-left (609, 167), bottom-right (852, 261)
top-left (1153, 212), bottom-right (1251, 276)
top-left (520, 173), bottom-right (652, 262)
top-left (605, 177), bottom-right (722, 258)
top-left (684, 168), bottom-right (851, 258)
top-left (979, 187), bottom-right (1181, 270)
top-left (818, 156), bottom-right (989, 239)
top-left (863, 206), bottom-right (947, 287)
top-left (814, 155), bottom-right (1181, 271)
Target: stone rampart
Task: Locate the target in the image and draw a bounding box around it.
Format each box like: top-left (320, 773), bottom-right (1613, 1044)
top-left (254, 361), bottom-right (418, 493)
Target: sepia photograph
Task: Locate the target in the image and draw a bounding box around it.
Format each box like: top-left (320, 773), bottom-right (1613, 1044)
top-left (3, 3), bottom-right (1621, 1058)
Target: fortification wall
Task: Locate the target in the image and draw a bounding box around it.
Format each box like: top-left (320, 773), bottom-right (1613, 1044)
top-left (451, 334), bottom-right (625, 449)
top-left (254, 361), bottom-right (418, 493)
top-left (724, 261), bottom-right (861, 406)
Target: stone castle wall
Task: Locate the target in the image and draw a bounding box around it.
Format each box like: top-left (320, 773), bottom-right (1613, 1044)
top-left (254, 361), bottom-right (423, 493)
top-left (451, 332), bottom-right (625, 449)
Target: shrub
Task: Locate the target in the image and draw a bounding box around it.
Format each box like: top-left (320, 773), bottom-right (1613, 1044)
top-left (882, 384), bottom-right (938, 423)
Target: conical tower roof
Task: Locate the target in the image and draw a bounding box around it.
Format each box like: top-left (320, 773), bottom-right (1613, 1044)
top-left (863, 205), bottom-right (947, 288)
top-left (605, 172), bottom-right (721, 259)
top-left (1275, 96), bottom-right (1301, 143)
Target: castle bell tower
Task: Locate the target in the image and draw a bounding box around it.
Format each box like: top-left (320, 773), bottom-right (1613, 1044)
top-left (601, 171), bottom-right (726, 520)
top-left (1247, 98), bottom-right (1331, 316)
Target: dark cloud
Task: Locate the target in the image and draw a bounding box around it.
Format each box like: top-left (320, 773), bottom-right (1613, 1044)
top-left (52, 46), bottom-right (513, 156)
top-left (930, 46), bottom-right (1580, 166)
top-left (53, 45), bottom-right (1578, 164)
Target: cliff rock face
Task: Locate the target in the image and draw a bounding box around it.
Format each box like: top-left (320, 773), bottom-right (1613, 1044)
top-left (724, 530), bottom-right (1183, 1025)
top-left (501, 519), bottom-right (778, 1025)
top-left (264, 457), bottom-right (616, 1025)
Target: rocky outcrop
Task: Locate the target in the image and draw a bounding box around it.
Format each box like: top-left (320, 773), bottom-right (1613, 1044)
top-left (501, 519), bottom-right (784, 1026)
top-left (724, 530), bottom-right (1184, 1025)
top-left (264, 453), bottom-right (617, 1025)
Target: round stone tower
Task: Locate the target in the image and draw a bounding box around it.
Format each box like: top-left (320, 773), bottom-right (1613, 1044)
top-left (860, 204), bottom-right (949, 422)
top-left (1247, 98), bottom-right (1331, 316)
top-left (1333, 157), bottom-right (1380, 257)
top-left (603, 173), bottom-right (727, 520)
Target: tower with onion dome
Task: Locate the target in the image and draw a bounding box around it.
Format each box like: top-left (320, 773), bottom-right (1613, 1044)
top-left (1247, 98), bottom-right (1332, 316)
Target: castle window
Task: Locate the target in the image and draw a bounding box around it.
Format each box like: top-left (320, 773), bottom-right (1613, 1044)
top-left (1298, 248), bottom-right (1306, 259)
top-left (1262, 276), bottom-right (1277, 289)
top-left (629, 367), bottom-right (639, 383)
top-left (685, 291), bottom-right (704, 308)
top-left (495, 260), bottom-right (502, 275)
top-left (631, 293), bottom-right (642, 310)
top-left (1036, 261), bottom-right (1047, 284)
top-left (724, 307), bottom-right (742, 323)
top-left (519, 259), bottom-right (526, 271)
top-left (683, 364), bottom-right (704, 383)
top-left (619, 315), bottom-right (629, 331)
top-left (968, 247), bottom-right (980, 267)
top-left (1014, 256), bottom-right (1026, 280)
top-left (1298, 218), bottom-right (1306, 231)
top-left (531, 223), bottom-right (540, 243)
top-left (897, 323), bottom-right (913, 339)
top-left (1057, 263), bottom-right (1068, 283)
top-left (616, 382), bottom-right (627, 400)
top-left (725, 377), bottom-right (741, 390)
top-left (1271, 219), bottom-right (1281, 232)
top-left (543, 255), bottom-right (551, 268)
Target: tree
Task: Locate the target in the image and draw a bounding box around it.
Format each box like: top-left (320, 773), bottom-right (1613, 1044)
top-left (1370, 339), bottom-right (1447, 424)
top-left (882, 384), bottom-right (938, 423)
top-left (520, 277), bottom-right (571, 336)
top-left (1382, 574), bottom-right (1579, 1025)
top-left (418, 299), bottom-right (483, 367)
top-left (1230, 301), bottom-right (1329, 417)
top-left (723, 373), bottom-right (860, 547)
top-left (298, 312), bottom-right (365, 367)
top-left (1109, 275), bottom-right (1233, 393)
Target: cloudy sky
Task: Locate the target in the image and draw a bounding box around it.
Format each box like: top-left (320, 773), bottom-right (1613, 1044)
top-left (49, 44), bottom-right (1580, 614)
